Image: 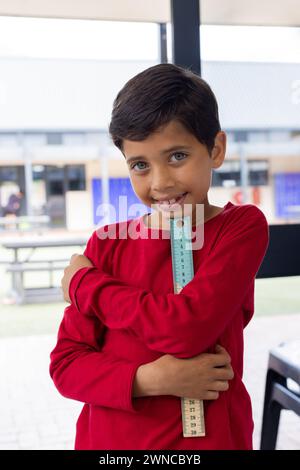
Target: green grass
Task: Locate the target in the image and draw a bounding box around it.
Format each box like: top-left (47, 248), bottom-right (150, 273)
top-left (254, 276), bottom-right (300, 316)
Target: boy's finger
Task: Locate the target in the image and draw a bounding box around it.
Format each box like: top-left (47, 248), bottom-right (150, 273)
top-left (215, 345), bottom-right (231, 358)
top-left (213, 347), bottom-right (231, 366)
top-left (213, 365), bottom-right (235, 381)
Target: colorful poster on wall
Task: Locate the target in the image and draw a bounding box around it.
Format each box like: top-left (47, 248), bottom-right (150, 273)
top-left (274, 173), bottom-right (300, 219)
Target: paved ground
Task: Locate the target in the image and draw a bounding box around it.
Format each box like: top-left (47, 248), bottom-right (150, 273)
top-left (0, 313), bottom-right (299, 450)
top-left (243, 313), bottom-right (300, 450)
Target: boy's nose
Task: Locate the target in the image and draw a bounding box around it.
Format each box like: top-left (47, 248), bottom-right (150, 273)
top-left (151, 172), bottom-right (176, 194)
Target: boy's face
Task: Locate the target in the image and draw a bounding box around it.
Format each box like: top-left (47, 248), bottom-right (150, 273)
top-left (123, 120), bottom-right (226, 225)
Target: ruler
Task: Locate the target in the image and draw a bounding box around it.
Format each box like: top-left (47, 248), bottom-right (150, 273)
top-left (170, 215), bottom-right (205, 438)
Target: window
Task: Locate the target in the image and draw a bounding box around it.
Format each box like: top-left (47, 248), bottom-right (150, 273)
top-left (212, 160), bottom-right (268, 187)
top-left (248, 160), bottom-right (269, 186)
top-left (47, 133), bottom-right (62, 145)
top-left (0, 166), bottom-right (19, 182)
top-left (66, 165), bottom-right (86, 191)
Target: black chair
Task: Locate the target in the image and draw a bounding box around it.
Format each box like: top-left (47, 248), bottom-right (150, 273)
top-left (257, 224), bottom-right (300, 449)
top-left (260, 341), bottom-right (300, 450)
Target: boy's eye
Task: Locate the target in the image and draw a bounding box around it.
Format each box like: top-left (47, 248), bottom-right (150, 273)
top-left (130, 152), bottom-right (187, 172)
top-left (131, 161), bottom-right (148, 171)
top-left (170, 152), bottom-right (187, 162)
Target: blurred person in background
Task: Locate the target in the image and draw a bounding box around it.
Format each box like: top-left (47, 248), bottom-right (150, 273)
top-left (2, 188), bottom-right (25, 217)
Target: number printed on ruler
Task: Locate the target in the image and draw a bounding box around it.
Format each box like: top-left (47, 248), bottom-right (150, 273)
top-left (170, 216), bottom-right (206, 438)
top-left (181, 398), bottom-right (205, 437)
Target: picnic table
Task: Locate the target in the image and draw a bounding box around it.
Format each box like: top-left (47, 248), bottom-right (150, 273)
top-left (2, 236), bottom-right (88, 304)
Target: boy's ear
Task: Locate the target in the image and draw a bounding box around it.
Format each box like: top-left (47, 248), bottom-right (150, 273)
top-left (211, 131), bottom-right (226, 169)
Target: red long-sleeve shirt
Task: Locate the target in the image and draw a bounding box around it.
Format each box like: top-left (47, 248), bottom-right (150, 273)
top-left (49, 201), bottom-right (269, 450)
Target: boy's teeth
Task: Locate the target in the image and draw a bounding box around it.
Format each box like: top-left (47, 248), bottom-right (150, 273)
top-left (158, 194), bottom-right (185, 205)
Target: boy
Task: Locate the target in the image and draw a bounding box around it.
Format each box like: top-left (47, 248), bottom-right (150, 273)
top-left (50, 64), bottom-right (269, 449)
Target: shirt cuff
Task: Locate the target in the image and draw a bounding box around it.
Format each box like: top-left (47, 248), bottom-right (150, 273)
top-left (69, 266), bottom-right (97, 311)
top-left (124, 362), bottom-right (143, 413)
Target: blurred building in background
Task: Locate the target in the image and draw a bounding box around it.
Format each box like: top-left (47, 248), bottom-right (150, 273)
top-left (0, 19), bottom-right (299, 230)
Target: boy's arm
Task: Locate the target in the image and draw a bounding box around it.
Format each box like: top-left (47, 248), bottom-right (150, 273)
top-left (49, 303), bottom-right (157, 411)
top-left (69, 207), bottom-right (269, 359)
top-left (133, 362), bottom-right (164, 397)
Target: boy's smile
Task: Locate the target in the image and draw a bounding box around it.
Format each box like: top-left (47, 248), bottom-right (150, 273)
top-left (123, 120), bottom-right (226, 229)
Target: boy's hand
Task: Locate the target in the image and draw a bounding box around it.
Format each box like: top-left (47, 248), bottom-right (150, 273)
top-left (61, 254), bottom-right (93, 303)
top-left (154, 345), bottom-right (234, 400)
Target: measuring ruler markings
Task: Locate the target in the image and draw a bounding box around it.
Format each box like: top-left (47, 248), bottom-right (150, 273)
top-left (170, 215), bottom-right (205, 438)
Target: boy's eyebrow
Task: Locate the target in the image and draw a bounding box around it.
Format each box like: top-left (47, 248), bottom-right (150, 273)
top-left (126, 146), bottom-right (192, 164)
